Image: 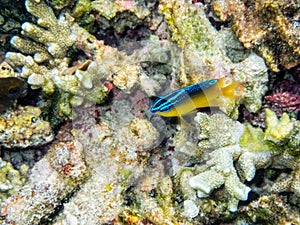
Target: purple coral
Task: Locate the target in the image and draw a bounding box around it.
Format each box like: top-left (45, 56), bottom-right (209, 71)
top-left (264, 80), bottom-right (300, 114)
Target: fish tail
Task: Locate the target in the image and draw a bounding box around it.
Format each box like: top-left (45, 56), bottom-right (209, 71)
top-left (218, 78), bottom-right (244, 100)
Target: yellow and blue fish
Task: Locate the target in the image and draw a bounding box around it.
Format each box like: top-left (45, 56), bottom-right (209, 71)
top-left (150, 77), bottom-right (242, 117)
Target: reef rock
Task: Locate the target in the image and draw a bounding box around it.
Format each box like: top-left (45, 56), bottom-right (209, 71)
top-left (212, 0), bottom-right (300, 72)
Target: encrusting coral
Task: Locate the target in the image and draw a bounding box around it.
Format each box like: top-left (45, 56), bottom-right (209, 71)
top-left (0, 106), bottom-right (54, 148)
top-left (212, 0), bottom-right (300, 72)
top-left (0, 158), bottom-right (28, 205)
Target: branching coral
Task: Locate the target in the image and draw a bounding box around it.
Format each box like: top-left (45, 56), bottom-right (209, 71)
top-left (5, 0), bottom-right (111, 118)
top-left (187, 113), bottom-right (272, 212)
top-left (11, 0), bottom-right (75, 61)
top-left (183, 110), bottom-right (299, 213)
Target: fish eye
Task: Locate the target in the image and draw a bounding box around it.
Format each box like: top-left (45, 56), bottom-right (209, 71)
top-left (8, 86), bottom-right (21, 95)
top-left (31, 117), bottom-right (38, 123)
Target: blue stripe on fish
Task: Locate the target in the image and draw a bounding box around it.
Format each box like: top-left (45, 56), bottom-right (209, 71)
top-left (151, 79), bottom-right (218, 113)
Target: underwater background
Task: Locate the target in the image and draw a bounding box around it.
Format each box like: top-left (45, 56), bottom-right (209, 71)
top-left (0, 0), bottom-right (299, 224)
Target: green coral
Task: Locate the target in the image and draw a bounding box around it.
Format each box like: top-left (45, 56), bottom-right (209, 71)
top-left (72, 0), bottom-right (91, 18)
top-left (159, 0), bottom-right (214, 51)
top-left (51, 0), bottom-right (74, 9)
top-left (0, 158), bottom-right (28, 204)
top-left (265, 108), bottom-right (295, 143)
top-left (240, 123), bottom-right (271, 153)
top-left (240, 109), bottom-right (299, 157)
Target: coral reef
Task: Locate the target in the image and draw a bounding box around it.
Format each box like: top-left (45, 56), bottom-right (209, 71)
top-left (12, 0), bottom-right (75, 61)
top-left (0, 106), bottom-right (54, 148)
top-left (72, 0), bottom-right (160, 38)
top-left (189, 145), bottom-right (252, 212)
top-left (0, 158), bottom-right (28, 205)
top-left (270, 152), bottom-right (300, 197)
top-left (1, 0), bottom-right (299, 224)
top-left (51, 108), bottom-right (160, 224)
top-left (212, 0), bottom-right (300, 72)
top-left (264, 108), bottom-right (295, 143)
top-left (183, 109), bottom-right (300, 216)
top-left (5, 0), bottom-right (111, 118)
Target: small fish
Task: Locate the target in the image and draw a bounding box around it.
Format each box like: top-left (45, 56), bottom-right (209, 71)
top-left (150, 77), bottom-right (242, 117)
top-left (0, 77), bottom-right (27, 112)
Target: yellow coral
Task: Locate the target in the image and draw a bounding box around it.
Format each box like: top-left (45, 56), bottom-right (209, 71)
top-left (265, 109), bottom-right (294, 143)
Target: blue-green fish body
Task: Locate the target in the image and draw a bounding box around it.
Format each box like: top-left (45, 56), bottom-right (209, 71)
top-left (151, 77), bottom-right (241, 117)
